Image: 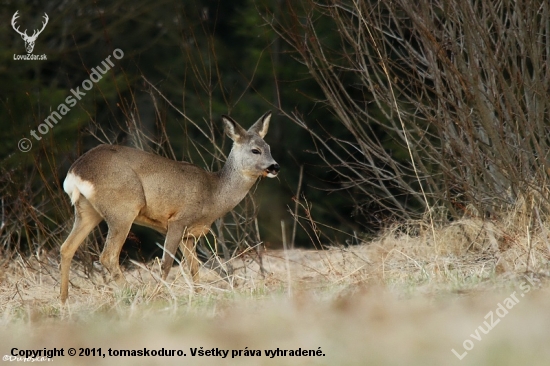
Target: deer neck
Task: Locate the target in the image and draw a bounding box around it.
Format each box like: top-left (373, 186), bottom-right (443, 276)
top-left (214, 149), bottom-right (257, 215)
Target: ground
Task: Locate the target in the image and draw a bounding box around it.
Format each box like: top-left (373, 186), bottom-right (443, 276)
top-left (2, 214), bottom-right (550, 365)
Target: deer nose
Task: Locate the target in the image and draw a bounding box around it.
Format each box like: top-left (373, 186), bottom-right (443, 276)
top-left (265, 163), bottom-right (280, 178)
top-left (269, 163), bottom-right (280, 173)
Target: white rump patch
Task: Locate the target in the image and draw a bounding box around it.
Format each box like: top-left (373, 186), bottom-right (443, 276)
top-left (63, 172), bottom-right (95, 205)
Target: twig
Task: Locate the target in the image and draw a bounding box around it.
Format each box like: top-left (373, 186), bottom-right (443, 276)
top-left (291, 165), bottom-right (303, 249)
top-left (281, 220), bottom-right (292, 297)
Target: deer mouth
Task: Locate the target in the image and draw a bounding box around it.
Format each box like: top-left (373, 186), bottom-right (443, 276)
top-left (264, 163), bottom-right (280, 178)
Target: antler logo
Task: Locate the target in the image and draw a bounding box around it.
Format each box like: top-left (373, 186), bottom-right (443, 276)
top-left (11, 11), bottom-right (49, 54)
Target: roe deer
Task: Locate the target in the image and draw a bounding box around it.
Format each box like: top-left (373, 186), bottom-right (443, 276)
top-left (60, 111), bottom-right (279, 303)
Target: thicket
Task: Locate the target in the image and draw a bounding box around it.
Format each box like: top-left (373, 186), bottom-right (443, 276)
top-left (1, 0), bottom-right (548, 270)
top-left (266, 0), bottom-right (550, 221)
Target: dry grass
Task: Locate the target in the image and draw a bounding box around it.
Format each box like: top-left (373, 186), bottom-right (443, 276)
top-left (2, 208), bottom-right (550, 365)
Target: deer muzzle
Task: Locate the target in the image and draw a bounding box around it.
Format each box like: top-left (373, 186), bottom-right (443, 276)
top-left (265, 163), bottom-right (280, 178)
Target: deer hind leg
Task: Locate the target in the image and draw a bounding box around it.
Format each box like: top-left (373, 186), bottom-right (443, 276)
top-left (94, 172), bottom-right (145, 287)
top-left (100, 212), bottom-right (138, 286)
top-left (60, 198), bottom-right (102, 304)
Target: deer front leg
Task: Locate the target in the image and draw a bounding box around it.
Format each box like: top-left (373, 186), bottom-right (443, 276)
top-left (180, 235), bottom-right (200, 282)
top-left (161, 223), bottom-right (186, 280)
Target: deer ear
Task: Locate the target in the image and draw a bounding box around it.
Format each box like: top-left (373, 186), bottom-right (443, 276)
top-left (248, 111), bottom-right (271, 138)
top-left (222, 115), bottom-right (247, 143)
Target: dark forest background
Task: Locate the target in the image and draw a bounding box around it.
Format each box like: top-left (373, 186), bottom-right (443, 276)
top-left (2, 0), bottom-right (549, 267)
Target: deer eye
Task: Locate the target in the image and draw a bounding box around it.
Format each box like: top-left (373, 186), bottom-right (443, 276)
top-left (251, 148), bottom-right (261, 155)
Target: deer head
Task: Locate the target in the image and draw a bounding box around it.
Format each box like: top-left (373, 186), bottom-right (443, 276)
top-left (11, 11), bottom-right (49, 54)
